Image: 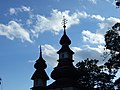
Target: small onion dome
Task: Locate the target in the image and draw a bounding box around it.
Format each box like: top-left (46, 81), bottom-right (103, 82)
top-left (60, 30), bottom-right (71, 45)
top-left (34, 57), bottom-right (47, 70)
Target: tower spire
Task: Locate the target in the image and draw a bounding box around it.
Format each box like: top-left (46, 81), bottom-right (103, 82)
top-left (39, 45), bottom-right (42, 59)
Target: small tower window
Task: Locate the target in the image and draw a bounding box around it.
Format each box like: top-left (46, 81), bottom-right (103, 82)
top-left (34, 79), bottom-right (45, 87)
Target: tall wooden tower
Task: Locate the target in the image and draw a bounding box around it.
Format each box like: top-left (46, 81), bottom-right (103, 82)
top-left (31, 46), bottom-right (49, 90)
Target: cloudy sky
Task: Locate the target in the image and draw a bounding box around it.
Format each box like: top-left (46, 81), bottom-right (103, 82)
top-left (0, 0), bottom-right (120, 90)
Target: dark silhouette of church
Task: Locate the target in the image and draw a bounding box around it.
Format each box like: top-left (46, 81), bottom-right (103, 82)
top-left (31, 18), bottom-right (79, 90)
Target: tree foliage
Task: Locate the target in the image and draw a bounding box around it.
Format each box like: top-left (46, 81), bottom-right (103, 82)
top-left (104, 23), bottom-right (120, 89)
top-left (76, 59), bottom-right (115, 90)
top-left (76, 23), bottom-right (120, 90)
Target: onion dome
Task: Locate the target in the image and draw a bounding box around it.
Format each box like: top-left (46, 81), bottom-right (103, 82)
top-left (60, 30), bottom-right (71, 45)
top-left (51, 66), bottom-right (78, 80)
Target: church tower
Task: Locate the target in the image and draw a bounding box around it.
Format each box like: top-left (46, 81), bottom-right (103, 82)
top-left (47, 17), bottom-right (79, 90)
top-left (31, 46), bottom-right (49, 90)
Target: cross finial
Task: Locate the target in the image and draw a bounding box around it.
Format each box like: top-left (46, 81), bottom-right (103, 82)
top-left (62, 16), bottom-right (67, 30)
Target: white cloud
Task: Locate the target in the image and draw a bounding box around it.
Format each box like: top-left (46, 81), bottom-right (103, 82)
top-left (42, 44), bottom-right (58, 67)
top-left (77, 11), bottom-right (89, 18)
top-left (88, 0), bottom-right (97, 4)
top-left (9, 6), bottom-right (32, 15)
top-left (28, 60), bottom-right (35, 63)
top-left (91, 15), bottom-right (105, 21)
top-left (32, 9), bottom-right (89, 36)
top-left (21, 6), bottom-right (31, 12)
top-left (82, 30), bottom-right (105, 44)
top-left (0, 21), bottom-right (32, 43)
top-left (72, 45), bottom-right (106, 65)
top-left (7, 8), bottom-right (120, 45)
top-left (9, 8), bottom-right (16, 15)
top-left (97, 17), bottom-right (120, 34)
top-left (26, 19), bottom-right (33, 25)
top-left (105, 0), bottom-right (111, 3)
top-left (81, 16), bottom-right (120, 45)
top-left (87, 0), bottom-right (112, 4)
top-left (7, 9), bottom-right (90, 42)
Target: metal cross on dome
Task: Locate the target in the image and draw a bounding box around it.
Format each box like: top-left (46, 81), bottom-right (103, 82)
top-left (62, 16), bottom-right (68, 30)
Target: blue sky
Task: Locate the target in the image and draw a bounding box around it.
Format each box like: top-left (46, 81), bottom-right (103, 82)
top-left (0, 0), bottom-right (120, 90)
